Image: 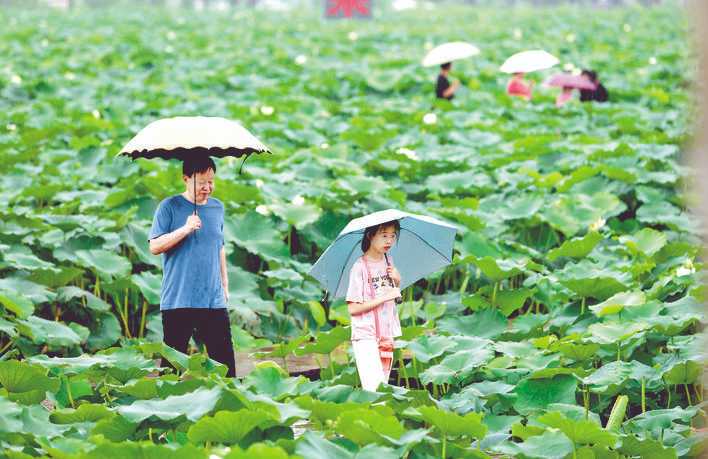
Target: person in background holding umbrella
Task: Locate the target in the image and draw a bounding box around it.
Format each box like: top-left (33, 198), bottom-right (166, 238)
top-left (506, 72), bottom-right (534, 100)
top-left (436, 62), bottom-right (460, 100)
top-left (345, 221), bottom-right (403, 391)
top-left (501, 50), bottom-right (559, 101)
top-left (148, 156), bottom-right (236, 377)
top-left (579, 69), bottom-right (609, 103)
top-left (422, 42), bottom-right (479, 101)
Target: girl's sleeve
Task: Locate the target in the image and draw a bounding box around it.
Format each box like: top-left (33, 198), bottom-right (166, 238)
top-left (345, 262), bottom-right (365, 303)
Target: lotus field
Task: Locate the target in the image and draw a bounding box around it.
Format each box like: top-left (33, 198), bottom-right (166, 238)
top-left (0, 3), bottom-right (705, 458)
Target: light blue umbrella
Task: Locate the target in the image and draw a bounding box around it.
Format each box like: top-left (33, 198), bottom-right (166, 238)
top-left (309, 209), bottom-right (458, 299)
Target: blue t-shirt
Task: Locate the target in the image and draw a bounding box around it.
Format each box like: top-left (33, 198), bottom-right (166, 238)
top-left (149, 194), bottom-right (227, 310)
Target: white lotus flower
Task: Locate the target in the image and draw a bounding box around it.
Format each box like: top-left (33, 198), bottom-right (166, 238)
top-left (676, 260), bottom-right (695, 277)
top-left (260, 105), bottom-right (274, 116)
top-left (392, 0), bottom-right (416, 11)
top-left (348, 31), bottom-right (358, 41)
top-left (255, 179), bottom-right (264, 188)
top-left (166, 30), bottom-right (177, 41)
top-left (41, 39), bottom-right (49, 47)
top-left (563, 63), bottom-right (575, 72)
top-left (565, 33), bottom-right (576, 43)
top-left (397, 147), bottom-right (419, 160)
top-left (10, 74), bottom-right (22, 85)
top-left (64, 72), bottom-right (76, 80)
top-left (291, 195), bottom-right (305, 206)
top-left (255, 205), bottom-right (270, 216)
top-left (7, 123), bottom-right (17, 131)
top-left (165, 45), bottom-right (175, 54)
top-left (513, 28), bottom-right (523, 40)
top-left (91, 110), bottom-right (101, 119)
top-left (648, 57), bottom-right (657, 65)
top-left (320, 142), bottom-right (330, 149)
top-left (422, 113), bottom-right (437, 125)
top-left (589, 217), bottom-right (606, 232)
top-left (295, 54), bottom-right (307, 65)
top-left (623, 23), bottom-right (632, 33)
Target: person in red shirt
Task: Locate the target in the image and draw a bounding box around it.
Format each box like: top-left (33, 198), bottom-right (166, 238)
top-left (506, 72), bottom-right (533, 100)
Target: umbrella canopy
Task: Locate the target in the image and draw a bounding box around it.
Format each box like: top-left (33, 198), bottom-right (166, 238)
top-left (309, 209), bottom-right (457, 299)
top-left (117, 116), bottom-right (270, 160)
top-left (422, 42), bottom-right (480, 67)
top-left (500, 50), bottom-right (559, 74)
top-left (544, 73), bottom-right (596, 90)
top-left (117, 116), bottom-right (270, 214)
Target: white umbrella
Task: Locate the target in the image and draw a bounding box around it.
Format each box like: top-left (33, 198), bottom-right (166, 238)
top-left (500, 50), bottom-right (559, 74)
top-left (117, 116), bottom-right (270, 214)
top-left (422, 42), bottom-right (480, 67)
top-left (118, 116), bottom-right (270, 160)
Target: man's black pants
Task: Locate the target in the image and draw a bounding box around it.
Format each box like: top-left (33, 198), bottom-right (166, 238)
top-left (161, 308), bottom-right (236, 377)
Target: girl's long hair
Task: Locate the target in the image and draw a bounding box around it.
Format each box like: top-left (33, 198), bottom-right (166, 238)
top-left (361, 220), bottom-right (401, 253)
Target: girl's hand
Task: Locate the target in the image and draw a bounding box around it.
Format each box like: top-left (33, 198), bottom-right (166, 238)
top-left (387, 266), bottom-right (401, 286)
top-left (380, 287), bottom-right (402, 303)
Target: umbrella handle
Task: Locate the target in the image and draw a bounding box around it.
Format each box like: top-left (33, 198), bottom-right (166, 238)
top-left (382, 254), bottom-right (403, 304)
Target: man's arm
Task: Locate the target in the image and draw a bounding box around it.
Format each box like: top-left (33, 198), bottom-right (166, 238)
top-left (443, 80), bottom-right (459, 98)
top-left (149, 214), bottom-right (201, 255)
top-left (220, 246), bottom-right (229, 302)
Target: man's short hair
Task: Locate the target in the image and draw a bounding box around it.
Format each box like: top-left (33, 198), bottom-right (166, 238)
top-left (183, 156), bottom-right (217, 177)
top-left (440, 62), bottom-right (452, 71)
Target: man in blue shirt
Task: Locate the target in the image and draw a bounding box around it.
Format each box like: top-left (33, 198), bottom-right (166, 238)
top-left (148, 156), bottom-right (235, 377)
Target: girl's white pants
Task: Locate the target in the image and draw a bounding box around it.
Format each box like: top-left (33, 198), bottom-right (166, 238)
top-left (352, 339), bottom-right (392, 392)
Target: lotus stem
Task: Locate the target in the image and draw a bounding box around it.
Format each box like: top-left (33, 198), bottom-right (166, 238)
top-left (459, 272), bottom-right (470, 294)
top-left (441, 435), bottom-right (447, 459)
top-left (65, 376), bottom-right (75, 409)
top-left (0, 341), bottom-right (13, 356)
top-left (684, 384), bottom-right (693, 406)
top-left (399, 357), bottom-right (410, 389)
top-left (641, 378), bottom-right (646, 413)
top-left (580, 297), bottom-right (586, 315)
top-left (492, 282), bottom-right (498, 306)
top-left (328, 352), bottom-right (335, 379)
top-left (93, 272), bottom-right (100, 296)
top-left (139, 300), bottom-right (148, 338)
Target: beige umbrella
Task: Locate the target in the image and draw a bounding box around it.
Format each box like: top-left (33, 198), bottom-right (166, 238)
top-left (422, 42), bottom-right (480, 67)
top-left (117, 116), bottom-right (270, 214)
top-left (500, 50), bottom-right (559, 74)
top-left (118, 116), bottom-right (269, 160)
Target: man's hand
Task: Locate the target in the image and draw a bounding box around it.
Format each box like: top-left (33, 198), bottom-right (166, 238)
top-left (452, 79), bottom-right (461, 89)
top-left (183, 214), bottom-right (202, 233)
top-left (224, 288), bottom-right (230, 303)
